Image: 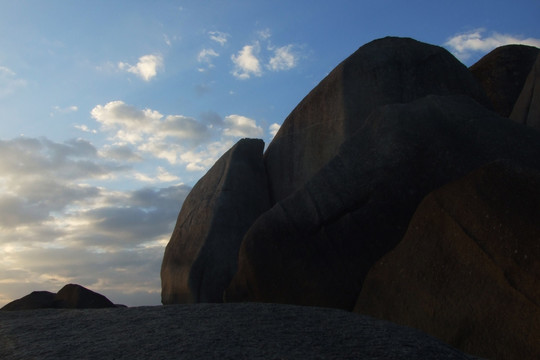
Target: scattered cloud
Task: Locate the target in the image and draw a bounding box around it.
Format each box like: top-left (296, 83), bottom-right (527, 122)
top-left (223, 114), bottom-right (263, 137)
top-left (209, 31), bottom-right (230, 46)
top-left (118, 54), bottom-right (163, 81)
top-left (269, 123), bottom-right (281, 137)
top-left (231, 43), bottom-right (262, 79)
top-left (258, 28), bottom-right (272, 40)
top-left (445, 29), bottom-right (540, 62)
top-left (50, 105), bottom-right (78, 117)
top-left (197, 48), bottom-right (219, 71)
top-left (268, 45), bottom-right (298, 71)
top-left (74, 124), bottom-right (98, 134)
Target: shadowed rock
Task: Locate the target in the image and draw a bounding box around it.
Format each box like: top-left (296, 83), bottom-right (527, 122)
top-left (355, 160), bottom-right (540, 360)
top-left (510, 53), bottom-right (540, 130)
top-left (0, 303), bottom-right (480, 360)
top-left (1, 284), bottom-right (115, 310)
top-left (470, 44), bottom-right (539, 117)
top-left (225, 95), bottom-right (540, 310)
top-left (264, 36), bottom-right (490, 203)
top-left (161, 138), bottom-right (270, 304)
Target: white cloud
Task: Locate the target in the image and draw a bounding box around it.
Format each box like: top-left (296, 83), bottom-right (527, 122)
top-left (269, 123), bottom-right (281, 137)
top-left (197, 48), bottom-right (219, 71)
top-left (209, 31), bottom-right (229, 46)
top-left (118, 54), bottom-right (163, 81)
top-left (50, 105), bottom-right (78, 117)
top-left (74, 124), bottom-right (98, 134)
top-left (258, 28), bottom-right (272, 40)
top-left (231, 43), bottom-right (262, 79)
top-left (445, 29), bottom-right (540, 62)
top-left (223, 114), bottom-right (263, 137)
top-left (268, 45), bottom-right (297, 71)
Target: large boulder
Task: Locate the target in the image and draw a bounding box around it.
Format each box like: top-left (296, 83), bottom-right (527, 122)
top-left (161, 138), bottom-right (270, 304)
top-left (470, 45), bottom-right (539, 117)
top-left (354, 160), bottom-right (540, 360)
top-left (225, 95), bottom-right (540, 310)
top-left (1, 284), bottom-right (115, 310)
top-left (264, 36), bottom-right (490, 203)
top-left (510, 53), bottom-right (540, 130)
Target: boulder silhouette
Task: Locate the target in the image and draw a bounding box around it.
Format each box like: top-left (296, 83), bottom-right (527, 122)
top-left (0, 291), bottom-right (56, 311)
top-left (1, 284), bottom-right (115, 310)
top-left (161, 138), bottom-right (270, 304)
top-left (225, 95), bottom-right (540, 310)
top-left (264, 36), bottom-right (490, 203)
top-left (510, 53), bottom-right (540, 130)
top-left (470, 44), bottom-right (539, 117)
top-left (355, 160), bottom-right (540, 360)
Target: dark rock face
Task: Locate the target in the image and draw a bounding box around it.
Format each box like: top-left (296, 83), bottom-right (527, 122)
top-left (355, 160), bottom-right (540, 360)
top-left (161, 138), bottom-right (270, 304)
top-left (225, 95), bottom-right (540, 310)
top-left (1, 284), bottom-right (115, 310)
top-left (510, 54), bottom-right (540, 130)
top-left (470, 45), bottom-right (539, 117)
top-left (0, 291), bottom-right (56, 311)
top-left (264, 36), bottom-right (490, 203)
top-left (0, 303), bottom-right (480, 360)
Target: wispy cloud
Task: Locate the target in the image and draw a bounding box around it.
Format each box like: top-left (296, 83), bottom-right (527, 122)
top-left (118, 54), bottom-right (163, 81)
top-left (445, 29), bottom-right (540, 62)
top-left (0, 65), bottom-right (27, 97)
top-left (197, 48), bottom-right (219, 72)
top-left (209, 31), bottom-right (230, 46)
top-left (268, 45), bottom-right (298, 71)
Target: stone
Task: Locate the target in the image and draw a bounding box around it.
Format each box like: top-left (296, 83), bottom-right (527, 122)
top-left (54, 283), bottom-right (116, 309)
top-left (510, 54), bottom-right (540, 130)
top-left (470, 44), bottom-right (539, 117)
top-left (0, 291), bottom-right (56, 311)
top-left (354, 160), bottom-right (540, 360)
top-left (1, 284), bottom-right (115, 310)
top-left (264, 36), bottom-right (490, 203)
top-left (225, 95), bottom-right (540, 310)
top-left (0, 303), bottom-right (480, 360)
top-left (161, 138), bottom-right (270, 304)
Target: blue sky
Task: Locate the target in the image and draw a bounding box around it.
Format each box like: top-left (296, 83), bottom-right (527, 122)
top-left (0, 0), bottom-right (539, 307)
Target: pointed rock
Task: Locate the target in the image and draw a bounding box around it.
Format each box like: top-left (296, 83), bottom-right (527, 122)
top-left (161, 138), bottom-right (270, 304)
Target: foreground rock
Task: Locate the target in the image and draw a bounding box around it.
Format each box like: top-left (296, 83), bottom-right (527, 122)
top-left (1, 284), bottom-right (116, 310)
top-left (0, 303), bottom-right (480, 360)
top-left (265, 36), bottom-right (490, 203)
top-left (470, 44), bottom-right (539, 117)
top-left (510, 53), bottom-right (540, 130)
top-left (225, 95), bottom-right (540, 310)
top-left (161, 138), bottom-right (269, 304)
top-left (355, 160), bottom-right (540, 360)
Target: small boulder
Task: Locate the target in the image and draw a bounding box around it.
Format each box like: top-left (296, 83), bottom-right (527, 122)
top-left (355, 160), bottom-right (540, 360)
top-left (470, 44), bottom-right (539, 117)
top-left (161, 138), bottom-right (270, 304)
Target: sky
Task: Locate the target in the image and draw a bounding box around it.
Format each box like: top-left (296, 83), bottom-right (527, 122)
top-left (0, 0), bottom-right (539, 307)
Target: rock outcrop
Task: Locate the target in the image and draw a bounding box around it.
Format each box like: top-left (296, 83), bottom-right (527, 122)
top-left (354, 160), bottom-right (540, 360)
top-left (1, 284), bottom-right (115, 310)
top-left (470, 44), bottom-right (539, 117)
top-left (0, 303), bottom-right (480, 360)
top-left (225, 95), bottom-right (540, 310)
top-left (264, 36), bottom-right (490, 203)
top-left (161, 138), bottom-right (269, 304)
top-left (510, 53), bottom-right (540, 130)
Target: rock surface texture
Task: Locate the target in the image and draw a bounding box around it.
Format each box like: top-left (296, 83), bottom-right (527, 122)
top-left (264, 36), bottom-right (490, 203)
top-left (355, 161), bottom-right (540, 360)
top-left (0, 303), bottom-right (480, 360)
top-left (510, 53), bottom-right (540, 130)
top-left (470, 44), bottom-right (539, 117)
top-left (161, 138), bottom-right (269, 304)
top-left (226, 95), bottom-right (540, 310)
top-left (1, 284), bottom-right (115, 310)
